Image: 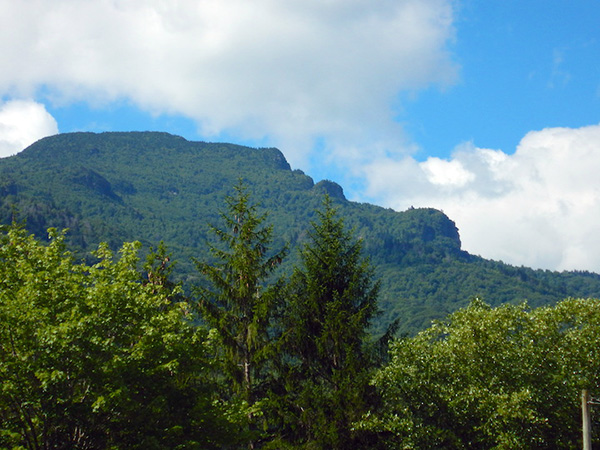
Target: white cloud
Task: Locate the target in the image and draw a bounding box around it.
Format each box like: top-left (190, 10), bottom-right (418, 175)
top-left (0, 0), bottom-right (457, 168)
top-left (422, 157), bottom-right (475, 187)
top-left (0, 100), bottom-right (58, 158)
top-left (364, 123), bottom-right (600, 272)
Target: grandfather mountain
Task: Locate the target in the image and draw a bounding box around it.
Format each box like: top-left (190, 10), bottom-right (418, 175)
top-left (2, 132), bottom-right (600, 334)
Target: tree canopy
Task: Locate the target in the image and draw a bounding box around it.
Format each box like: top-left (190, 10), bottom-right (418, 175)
top-left (361, 297), bottom-right (600, 449)
top-left (0, 223), bottom-right (235, 449)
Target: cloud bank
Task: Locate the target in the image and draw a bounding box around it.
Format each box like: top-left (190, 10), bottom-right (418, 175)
top-left (365, 123), bottom-right (600, 272)
top-left (0, 100), bottom-right (58, 158)
top-left (0, 0), bottom-right (457, 167)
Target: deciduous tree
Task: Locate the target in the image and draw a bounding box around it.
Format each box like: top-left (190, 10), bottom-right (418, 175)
top-left (0, 223), bottom-right (233, 449)
top-left (362, 297), bottom-right (600, 449)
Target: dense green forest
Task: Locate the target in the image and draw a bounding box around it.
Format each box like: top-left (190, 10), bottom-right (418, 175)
top-left (1, 188), bottom-right (599, 449)
top-left (2, 131), bottom-right (600, 335)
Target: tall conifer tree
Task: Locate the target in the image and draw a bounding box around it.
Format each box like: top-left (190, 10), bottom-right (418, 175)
top-left (279, 196), bottom-right (380, 449)
top-left (194, 182), bottom-right (287, 443)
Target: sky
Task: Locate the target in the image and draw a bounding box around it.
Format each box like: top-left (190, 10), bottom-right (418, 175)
top-left (1, 0), bottom-right (599, 273)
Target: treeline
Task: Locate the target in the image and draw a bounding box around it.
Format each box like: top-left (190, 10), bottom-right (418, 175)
top-left (1, 186), bottom-right (599, 449)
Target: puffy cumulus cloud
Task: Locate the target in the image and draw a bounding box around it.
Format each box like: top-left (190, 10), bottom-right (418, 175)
top-left (0, 100), bottom-right (58, 158)
top-left (0, 0), bottom-right (457, 168)
top-left (421, 157), bottom-right (475, 187)
top-left (363, 123), bottom-right (600, 272)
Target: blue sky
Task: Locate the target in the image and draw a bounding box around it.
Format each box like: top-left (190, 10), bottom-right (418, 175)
top-left (403, 0), bottom-right (600, 159)
top-left (1, 0), bottom-right (599, 272)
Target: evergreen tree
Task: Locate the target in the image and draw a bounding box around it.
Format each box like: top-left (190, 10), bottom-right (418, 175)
top-left (278, 197), bottom-right (380, 449)
top-left (194, 182), bottom-right (287, 443)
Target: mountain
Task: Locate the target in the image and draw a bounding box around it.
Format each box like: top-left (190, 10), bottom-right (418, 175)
top-left (2, 131), bottom-right (600, 334)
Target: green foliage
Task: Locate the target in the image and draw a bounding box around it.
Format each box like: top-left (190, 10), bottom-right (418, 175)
top-left (194, 182), bottom-right (288, 443)
top-left (3, 131), bottom-right (600, 336)
top-left (3, 171), bottom-right (600, 449)
top-left (0, 223), bottom-right (236, 449)
top-left (362, 298), bottom-right (600, 449)
top-left (276, 197), bottom-right (380, 449)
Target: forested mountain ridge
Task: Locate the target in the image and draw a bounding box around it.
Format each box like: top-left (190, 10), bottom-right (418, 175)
top-left (2, 131), bottom-right (600, 334)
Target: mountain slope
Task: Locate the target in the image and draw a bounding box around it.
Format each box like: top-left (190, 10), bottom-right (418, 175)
top-left (2, 131), bottom-right (600, 334)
